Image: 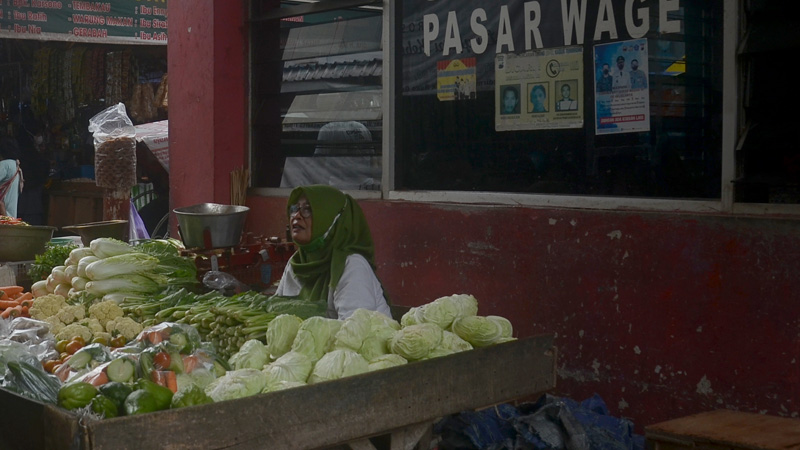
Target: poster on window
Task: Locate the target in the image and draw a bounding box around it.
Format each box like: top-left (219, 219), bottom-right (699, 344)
top-left (437, 58), bottom-right (477, 101)
top-left (495, 46), bottom-right (583, 132)
top-left (593, 39), bottom-right (650, 135)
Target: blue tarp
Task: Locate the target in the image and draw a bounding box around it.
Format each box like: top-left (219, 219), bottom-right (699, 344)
top-left (434, 394), bottom-right (645, 450)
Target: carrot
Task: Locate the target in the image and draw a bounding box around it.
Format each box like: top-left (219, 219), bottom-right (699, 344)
top-left (182, 354), bottom-right (200, 374)
top-left (151, 370), bottom-right (178, 393)
top-left (143, 329), bottom-right (164, 345)
top-left (19, 299), bottom-right (33, 308)
top-left (85, 370), bottom-right (109, 387)
top-left (0, 300), bottom-right (21, 309)
top-left (54, 362), bottom-right (71, 382)
top-left (20, 305), bottom-right (29, 317)
top-left (0, 305), bottom-right (23, 319)
top-left (163, 370), bottom-right (178, 393)
top-left (0, 286), bottom-right (24, 297)
top-left (13, 292), bottom-right (32, 302)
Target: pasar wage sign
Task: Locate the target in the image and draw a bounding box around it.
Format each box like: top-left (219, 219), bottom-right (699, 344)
top-left (421, 0), bottom-right (682, 57)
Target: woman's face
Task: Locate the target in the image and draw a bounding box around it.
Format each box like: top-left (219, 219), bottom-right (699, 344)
top-left (289, 195), bottom-right (313, 245)
top-left (503, 89), bottom-right (518, 113)
top-left (532, 88), bottom-right (545, 106)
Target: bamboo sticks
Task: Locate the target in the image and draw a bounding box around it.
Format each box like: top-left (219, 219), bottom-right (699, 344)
top-left (230, 166), bottom-right (250, 206)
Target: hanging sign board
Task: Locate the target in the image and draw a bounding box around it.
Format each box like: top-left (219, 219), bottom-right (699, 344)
top-left (0, 0), bottom-right (167, 45)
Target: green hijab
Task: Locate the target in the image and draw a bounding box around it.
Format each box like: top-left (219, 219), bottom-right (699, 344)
top-left (288, 185), bottom-right (377, 303)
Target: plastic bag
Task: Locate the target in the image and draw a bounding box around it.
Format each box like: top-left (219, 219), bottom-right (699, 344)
top-left (1, 317), bottom-right (58, 362)
top-left (88, 103), bottom-right (137, 189)
top-left (203, 270), bottom-right (251, 296)
top-left (129, 200), bottom-right (151, 241)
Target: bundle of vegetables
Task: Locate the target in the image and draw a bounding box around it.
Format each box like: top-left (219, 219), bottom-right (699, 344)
top-left (30, 238), bottom-right (198, 305)
top-left (120, 288), bottom-right (327, 360)
top-left (57, 322), bottom-right (227, 417)
top-left (28, 242), bottom-right (78, 284)
top-left (208, 294), bottom-right (517, 403)
top-left (0, 345), bottom-right (62, 404)
top-left (0, 286), bottom-right (34, 319)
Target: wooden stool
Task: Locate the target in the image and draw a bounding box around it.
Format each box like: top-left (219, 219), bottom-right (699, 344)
top-left (645, 409), bottom-right (800, 450)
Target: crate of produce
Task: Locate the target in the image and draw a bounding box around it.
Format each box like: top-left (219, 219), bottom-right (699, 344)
top-left (1, 334), bottom-right (557, 450)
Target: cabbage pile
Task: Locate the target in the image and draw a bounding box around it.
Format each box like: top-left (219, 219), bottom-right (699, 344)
top-left (213, 294), bottom-right (516, 402)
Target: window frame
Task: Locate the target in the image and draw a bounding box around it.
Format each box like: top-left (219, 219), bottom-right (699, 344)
top-left (250, 0), bottom-right (800, 216)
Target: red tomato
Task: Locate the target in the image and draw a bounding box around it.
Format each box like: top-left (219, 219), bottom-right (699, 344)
top-left (110, 335), bottom-right (127, 348)
top-left (42, 360), bottom-right (58, 373)
top-left (65, 340), bottom-right (83, 355)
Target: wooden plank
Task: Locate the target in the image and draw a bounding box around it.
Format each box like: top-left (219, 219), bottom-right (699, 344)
top-left (0, 388), bottom-right (49, 450)
top-left (80, 334), bottom-right (556, 450)
top-left (646, 410), bottom-right (800, 450)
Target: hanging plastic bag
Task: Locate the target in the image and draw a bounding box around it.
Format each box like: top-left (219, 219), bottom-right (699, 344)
top-left (88, 103), bottom-right (137, 190)
top-left (129, 200), bottom-right (150, 241)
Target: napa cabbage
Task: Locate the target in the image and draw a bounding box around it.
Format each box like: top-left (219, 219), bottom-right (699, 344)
top-left (84, 252), bottom-right (159, 280)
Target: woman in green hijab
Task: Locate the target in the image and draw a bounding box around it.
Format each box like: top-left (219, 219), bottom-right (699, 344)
top-left (273, 185), bottom-right (391, 320)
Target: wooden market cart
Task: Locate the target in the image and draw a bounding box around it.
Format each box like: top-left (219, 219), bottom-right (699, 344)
top-left (1, 334), bottom-right (556, 450)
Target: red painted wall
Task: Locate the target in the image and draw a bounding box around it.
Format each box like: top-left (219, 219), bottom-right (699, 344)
top-left (169, 0), bottom-right (800, 434)
top-left (168, 0), bottom-right (246, 213)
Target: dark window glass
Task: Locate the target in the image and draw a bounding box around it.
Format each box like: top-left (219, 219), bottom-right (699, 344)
top-left (251, 1), bottom-right (383, 191)
top-left (395, 0), bottom-right (723, 198)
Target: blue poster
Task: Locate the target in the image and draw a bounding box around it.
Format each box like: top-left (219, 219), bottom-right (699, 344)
top-left (593, 39), bottom-right (650, 135)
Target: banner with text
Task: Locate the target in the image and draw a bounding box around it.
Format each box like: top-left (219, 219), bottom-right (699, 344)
top-left (0, 0), bottom-right (167, 45)
top-left (402, 0), bottom-right (682, 97)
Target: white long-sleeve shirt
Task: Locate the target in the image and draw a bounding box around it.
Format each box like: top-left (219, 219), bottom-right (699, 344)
top-left (274, 253), bottom-right (391, 320)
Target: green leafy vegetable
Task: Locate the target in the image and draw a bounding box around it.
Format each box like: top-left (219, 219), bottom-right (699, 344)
top-left (450, 315), bottom-right (516, 348)
top-left (228, 339), bottom-right (270, 370)
top-left (263, 351), bottom-right (313, 383)
top-left (171, 384), bottom-right (214, 408)
top-left (388, 323), bottom-right (443, 361)
top-left (28, 243), bottom-right (77, 282)
top-left (307, 349), bottom-right (369, 384)
top-left (265, 314), bottom-right (303, 359)
top-left (204, 368), bottom-right (272, 402)
top-left (367, 354), bottom-right (408, 372)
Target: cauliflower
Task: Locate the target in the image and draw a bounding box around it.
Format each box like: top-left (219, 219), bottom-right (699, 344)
top-left (55, 323), bottom-right (93, 343)
top-left (88, 300), bottom-right (124, 328)
top-left (92, 331), bottom-right (112, 344)
top-left (43, 315), bottom-right (66, 335)
top-left (78, 317), bottom-right (105, 334)
top-left (28, 294), bottom-right (68, 321)
top-left (106, 316), bottom-right (143, 341)
top-left (55, 304), bottom-right (86, 325)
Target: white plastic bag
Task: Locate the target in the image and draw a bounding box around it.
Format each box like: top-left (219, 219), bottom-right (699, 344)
top-left (88, 103), bottom-right (137, 189)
